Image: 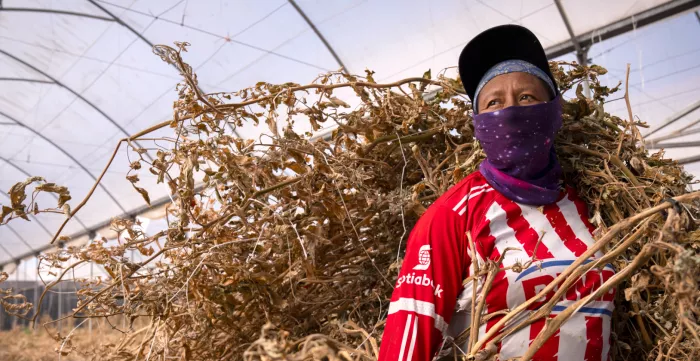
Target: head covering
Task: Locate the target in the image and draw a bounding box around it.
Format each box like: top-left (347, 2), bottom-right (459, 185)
top-left (474, 96), bottom-right (563, 205)
top-left (458, 25), bottom-right (558, 102)
top-left (473, 59), bottom-right (556, 113)
top-left (459, 25), bottom-right (564, 206)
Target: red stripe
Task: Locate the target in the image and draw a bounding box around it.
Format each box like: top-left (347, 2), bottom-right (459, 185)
top-left (585, 316), bottom-right (603, 361)
top-left (468, 188), bottom-right (499, 260)
top-left (495, 197), bottom-right (554, 260)
top-left (542, 204), bottom-right (589, 257)
top-left (529, 315), bottom-right (559, 361)
top-left (567, 187), bottom-right (596, 234)
top-left (470, 194), bottom-right (506, 350)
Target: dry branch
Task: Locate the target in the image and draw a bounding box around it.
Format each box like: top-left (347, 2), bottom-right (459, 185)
top-left (1, 43), bottom-right (698, 361)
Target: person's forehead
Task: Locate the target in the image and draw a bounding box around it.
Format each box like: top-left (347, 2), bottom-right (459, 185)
top-left (480, 72), bottom-right (548, 92)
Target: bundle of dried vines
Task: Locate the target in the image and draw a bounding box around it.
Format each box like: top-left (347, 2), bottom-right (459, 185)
top-left (1, 42), bottom-right (699, 361)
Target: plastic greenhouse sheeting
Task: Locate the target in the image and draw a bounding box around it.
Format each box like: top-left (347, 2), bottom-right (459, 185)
top-left (1, 0), bottom-right (699, 265)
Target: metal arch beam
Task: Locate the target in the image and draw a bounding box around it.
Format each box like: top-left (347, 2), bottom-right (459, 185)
top-left (0, 111), bottom-right (128, 214)
top-left (287, 0), bottom-right (349, 74)
top-left (0, 77), bottom-right (54, 84)
top-left (0, 49), bottom-right (151, 155)
top-left (646, 140), bottom-right (700, 149)
top-left (678, 154), bottom-right (700, 165)
top-left (87, 0), bottom-right (155, 50)
top-left (644, 99), bottom-right (700, 138)
top-left (553, 0), bottom-right (587, 65)
top-left (546, 0), bottom-right (700, 59)
top-left (0, 242), bottom-right (15, 261)
top-left (0, 7), bottom-right (115, 22)
top-left (553, 0), bottom-right (591, 98)
top-left (0, 156), bottom-right (89, 232)
top-left (3, 223), bottom-right (36, 254)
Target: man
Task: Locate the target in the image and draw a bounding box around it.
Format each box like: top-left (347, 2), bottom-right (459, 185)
top-left (378, 24), bottom-right (614, 361)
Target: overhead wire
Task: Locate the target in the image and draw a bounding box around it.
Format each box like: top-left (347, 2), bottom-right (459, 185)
top-left (379, 1), bottom-right (554, 81)
top-left (213, 0), bottom-right (365, 87)
top-left (95, 0), bottom-right (329, 71)
top-left (0, 35), bottom-right (187, 83)
top-left (79, 1), bottom-right (295, 168)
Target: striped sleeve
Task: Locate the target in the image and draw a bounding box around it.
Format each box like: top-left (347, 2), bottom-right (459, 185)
top-left (378, 204), bottom-right (468, 361)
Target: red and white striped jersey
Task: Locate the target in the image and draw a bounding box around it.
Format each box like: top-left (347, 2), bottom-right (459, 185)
top-left (378, 171), bottom-right (615, 361)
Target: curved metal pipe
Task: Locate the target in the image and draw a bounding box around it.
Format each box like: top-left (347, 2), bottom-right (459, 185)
top-left (287, 0), bottom-right (348, 74)
top-left (0, 7), bottom-right (115, 22)
top-left (0, 156), bottom-right (89, 232)
top-left (0, 49), bottom-right (152, 161)
top-left (0, 111), bottom-right (128, 213)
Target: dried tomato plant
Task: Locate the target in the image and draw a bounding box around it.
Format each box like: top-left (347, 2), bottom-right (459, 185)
top-left (1, 42), bottom-right (699, 361)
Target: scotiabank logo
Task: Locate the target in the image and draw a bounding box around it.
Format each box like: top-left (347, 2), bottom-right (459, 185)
top-left (396, 272), bottom-right (444, 298)
top-left (413, 245), bottom-right (431, 270)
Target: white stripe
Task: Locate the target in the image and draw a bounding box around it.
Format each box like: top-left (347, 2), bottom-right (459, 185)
top-left (458, 188), bottom-right (494, 215)
top-left (556, 196), bottom-right (600, 254)
top-left (388, 298), bottom-right (449, 334)
top-left (452, 195), bottom-right (468, 212)
top-left (407, 316), bottom-right (418, 361)
top-left (558, 316), bottom-right (587, 361)
top-left (499, 319), bottom-right (532, 360)
top-left (398, 314), bottom-right (412, 361)
top-left (452, 184), bottom-right (493, 215)
top-left (469, 187), bottom-right (493, 200)
top-left (519, 203), bottom-right (577, 259)
top-left (452, 184), bottom-right (492, 212)
top-left (485, 201), bottom-right (525, 269)
top-left (602, 311), bottom-right (612, 361)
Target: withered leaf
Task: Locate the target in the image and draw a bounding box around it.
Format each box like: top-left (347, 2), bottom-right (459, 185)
top-left (1, 205), bottom-right (12, 222)
top-left (132, 185), bottom-right (151, 206)
top-left (35, 182), bottom-right (71, 208)
top-left (9, 176), bottom-right (44, 208)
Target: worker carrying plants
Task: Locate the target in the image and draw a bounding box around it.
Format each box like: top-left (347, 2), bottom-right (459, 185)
top-left (378, 25), bottom-right (615, 361)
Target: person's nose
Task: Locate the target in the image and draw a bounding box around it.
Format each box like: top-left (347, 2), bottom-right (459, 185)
top-left (503, 94), bottom-right (518, 109)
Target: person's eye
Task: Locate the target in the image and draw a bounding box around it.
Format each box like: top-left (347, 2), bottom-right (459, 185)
top-left (520, 94), bottom-right (536, 102)
top-left (487, 99), bottom-right (500, 108)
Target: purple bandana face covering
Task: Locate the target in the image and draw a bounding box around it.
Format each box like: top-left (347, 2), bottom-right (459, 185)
top-left (474, 95), bottom-right (563, 205)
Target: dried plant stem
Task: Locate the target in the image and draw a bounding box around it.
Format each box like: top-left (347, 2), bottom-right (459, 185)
top-left (633, 302), bottom-right (654, 347)
top-left (522, 242), bottom-right (655, 360)
top-left (47, 77), bottom-right (452, 246)
top-left (616, 64), bottom-right (635, 156)
top-left (467, 233), bottom-right (480, 354)
top-left (520, 209), bottom-right (679, 361)
top-left (470, 191), bottom-right (700, 355)
top-left (480, 217), bottom-right (655, 353)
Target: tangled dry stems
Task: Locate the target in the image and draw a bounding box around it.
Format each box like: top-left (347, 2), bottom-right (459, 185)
top-left (0, 42), bottom-right (699, 361)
